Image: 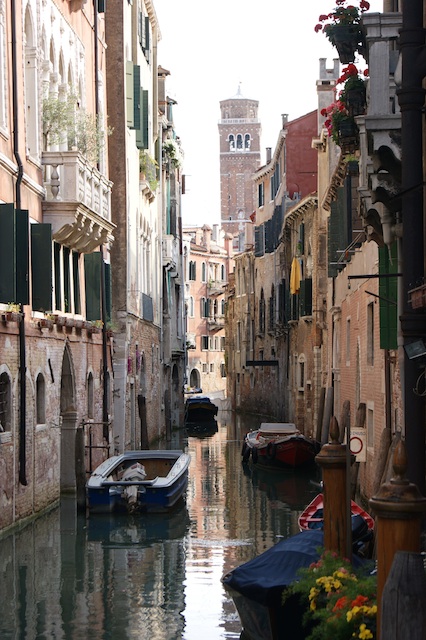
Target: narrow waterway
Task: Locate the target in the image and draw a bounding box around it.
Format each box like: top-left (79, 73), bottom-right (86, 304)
top-left (0, 404), bottom-right (321, 640)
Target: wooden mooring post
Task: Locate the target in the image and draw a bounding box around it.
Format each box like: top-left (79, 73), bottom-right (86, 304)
top-left (381, 550), bottom-right (426, 639)
top-left (369, 439), bottom-right (426, 638)
top-left (315, 416), bottom-right (351, 560)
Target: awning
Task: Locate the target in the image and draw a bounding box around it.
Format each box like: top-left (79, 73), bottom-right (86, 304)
top-left (290, 257), bottom-right (301, 295)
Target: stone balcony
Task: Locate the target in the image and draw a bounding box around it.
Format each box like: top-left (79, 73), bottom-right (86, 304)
top-left (42, 150), bottom-right (115, 253)
top-left (207, 315), bottom-right (225, 331)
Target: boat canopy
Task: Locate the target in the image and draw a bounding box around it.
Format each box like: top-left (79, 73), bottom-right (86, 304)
top-left (259, 423), bottom-right (299, 435)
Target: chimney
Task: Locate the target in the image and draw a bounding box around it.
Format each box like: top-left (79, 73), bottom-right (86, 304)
top-left (266, 147), bottom-right (272, 163)
top-left (281, 114), bottom-right (288, 128)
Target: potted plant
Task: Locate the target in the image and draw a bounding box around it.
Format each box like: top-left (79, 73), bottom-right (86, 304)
top-left (42, 91), bottom-right (113, 164)
top-left (162, 137), bottom-right (184, 169)
top-left (284, 550), bottom-right (377, 639)
top-left (321, 100), bottom-right (359, 152)
top-left (315, 0), bottom-right (370, 63)
top-left (338, 64), bottom-right (368, 117)
top-left (139, 151), bottom-right (159, 191)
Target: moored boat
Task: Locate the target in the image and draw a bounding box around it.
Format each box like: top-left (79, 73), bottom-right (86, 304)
top-left (242, 423), bottom-right (320, 469)
top-left (298, 493), bottom-right (375, 555)
top-left (184, 395), bottom-right (218, 423)
top-left (222, 529), bottom-right (373, 640)
top-left (86, 450), bottom-right (190, 514)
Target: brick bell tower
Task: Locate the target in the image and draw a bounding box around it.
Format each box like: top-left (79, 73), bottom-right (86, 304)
top-left (218, 85), bottom-right (261, 240)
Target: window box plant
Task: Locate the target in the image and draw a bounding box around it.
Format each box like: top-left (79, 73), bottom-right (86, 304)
top-left (139, 151), bottom-right (159, 191)
top-left (315, 0), bottom-right (370, 63)
top-left (162, 137), bottom-right (184, 169)
top-left (321, 100), bottom-right (359, 152)
top-left (338, 64), bottom-right (368, 117)
top-left (284, 550), bottom-right (377, 639)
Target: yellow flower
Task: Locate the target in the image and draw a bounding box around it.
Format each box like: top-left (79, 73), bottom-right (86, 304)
top-left (358, 623), bottom-right (373, 639)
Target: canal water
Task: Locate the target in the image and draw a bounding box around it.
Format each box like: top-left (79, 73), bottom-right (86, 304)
top-left (0, 404), bottom-right (321, 640)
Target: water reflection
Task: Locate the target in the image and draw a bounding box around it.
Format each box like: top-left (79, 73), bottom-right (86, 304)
top-left (0, 405), bottom-right (320, 640)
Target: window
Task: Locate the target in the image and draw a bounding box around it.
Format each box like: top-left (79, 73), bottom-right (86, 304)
top-left (189, 261), bottom-right (196, 280)
top-left (221, 336), bottom-right (225, 351)
top-left (367, 302), bottom-right (374, 365)
top-left (201, 262), bottom-right (206, 282)
top-left (298, 355), bottom-right (306, 391)
top-left (244, 134), bottom-right (251, 149)
top-left (220, 363), bottom-right (226, 377)
top-left (87, 372), bottom-right (94, 419)
top-left (0, 372), bottom-right (11, 433)
top-left (367, 404), bottom-right (374, 448)
top-left (202, 363), bottom-right (208, 373)
top-left (268, 284), bottom-right (275, 332)
top-left (36, 373), bottom-right (46, 424)
top-left (221, 264), bottom-right (225, 281)
top-left (236, 322), bottom-right (241, 351)
top-left (209, 363), bottom-right (214, 373)
top-left (236, 134), bottom-right (243, 149)
top-left (189, 296), bottom-right (194, 317)
top-left (346, 318), bottom-right (351, 364)
top-left (258, 182), bottom-right (264, 207)
top-left (221, 299), bottom-right (225, 315)
top-left (228, 134), bottom-right (235, 151)
top-left (259, 289), bottom-right (265, 335)
top-left (201, 335), bottom-right (209, 350)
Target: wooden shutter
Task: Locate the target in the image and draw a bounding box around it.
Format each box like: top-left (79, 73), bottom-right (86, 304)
top-left (379, 244), bottom-right (398, 350)
top-left (73, 251), bottom-right (80, 315)
top-left (126, 61), bottom-right (134, 128)
top-left (300, 278), bottom-right (312, 316)
top-left (0, 204), bottom-right (29, 304)
top-left (54, 243), bottom-right (61, 310)
top-left (133, 65), bottom-right (141, 134)
top-left (141, 89), bottom-right (149, 149)
top-left (31, 224), bottom-right (52, 311)
top-left (105, 262), bottom-right (112, 323)
top-left (84, 252), bottom-right (102, 321)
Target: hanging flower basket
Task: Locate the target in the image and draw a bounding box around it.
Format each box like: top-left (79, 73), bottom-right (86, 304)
top-left (331, 25), bottom-right (365, 64)
top-left (315, 1), bottom-right (370, 63)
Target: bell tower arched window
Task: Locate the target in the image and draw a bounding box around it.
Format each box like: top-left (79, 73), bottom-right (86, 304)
top-left (228, 134), bottom-right (235, 151)
top-left (244, 134), bottom-right (251, 150)
top-left (236, 134), bottom-right (243, 149)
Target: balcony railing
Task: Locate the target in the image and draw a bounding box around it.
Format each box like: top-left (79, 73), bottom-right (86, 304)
top-left (207, 315), bottom-right (225, 331)
top-left (42, 150), bottom-right (115, 252)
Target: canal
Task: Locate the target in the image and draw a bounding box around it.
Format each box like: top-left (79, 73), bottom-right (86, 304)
top-left (0, 403), bottom-right (321, 640)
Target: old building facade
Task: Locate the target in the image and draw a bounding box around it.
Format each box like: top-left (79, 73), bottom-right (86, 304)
top-left (0, 0), bottom-right (114, 531)
top-left (184, 225), bottom-right (233, 397)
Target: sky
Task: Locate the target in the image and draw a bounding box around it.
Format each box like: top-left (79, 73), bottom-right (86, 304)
top-left (154, 0), bottom-right (383, 227)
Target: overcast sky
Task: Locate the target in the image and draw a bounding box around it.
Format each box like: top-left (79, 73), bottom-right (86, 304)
top-left (155, 0), bottom-right (383, 227)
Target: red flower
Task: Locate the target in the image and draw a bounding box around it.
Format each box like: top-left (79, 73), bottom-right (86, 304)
top-left (360, 0), bottom-right (370, 10)
top-left (333, 596), bottom-right (348, 611)
top-left (351, 594), bottom-right (369, 607)
top-left (315, 23), bottom-right (323, 32)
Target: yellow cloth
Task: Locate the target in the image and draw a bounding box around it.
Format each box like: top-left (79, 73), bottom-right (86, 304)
top-left (290, 257), bottom-right (301, 295)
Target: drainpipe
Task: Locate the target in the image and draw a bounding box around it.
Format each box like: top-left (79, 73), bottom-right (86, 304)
top-left (397, 0), bottom-right (426, 494)
top-left (11, 0), bottom-right (27, 486)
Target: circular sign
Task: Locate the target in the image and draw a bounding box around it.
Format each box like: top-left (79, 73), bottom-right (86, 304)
top-left (350, 436), bottom-right (363, 455)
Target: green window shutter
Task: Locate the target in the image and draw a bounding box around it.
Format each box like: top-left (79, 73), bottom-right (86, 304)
top-left (31, 224), bottom-right (52, 311)
top-left (144, 17), bottom-right (150, 61)
top-left (54, 243), bottom-right (61, 310)
top-left (84, 253), bottom-right (102, 321)
top-left (136, 87), bottom-right (144, 149)
top-left (105, 262), bottom-right (112, 323)
top-left (379, 243), bottom-right (398, 349)
top-left (73, 251), bottom-right (81, 315)
top-left (0, 203), bottom-right (16, 303)
top-left (141, 89), bottom-right (149, 149)
top-left (133, 65), bottom-right (141, 132)
top-left (16, 209), bottom-right (29, 305)
top-left (63, 246), bottom-right (71, 313)
top-left (126, 61), bottom-right (135, 128)
top-left (97, 0), bottom-right (105, 12)
top-left (0, 204), bottom-right (29, 305)
top-left (328, 191), bottom-right (347, 278)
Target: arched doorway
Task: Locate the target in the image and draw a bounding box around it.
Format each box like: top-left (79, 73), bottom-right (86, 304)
top-left (60, 344), bottom-right (77, 492)
top-left (189, 368), bottom-right (201, 390)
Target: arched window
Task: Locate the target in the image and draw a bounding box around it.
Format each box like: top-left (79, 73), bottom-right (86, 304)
top-left (244, 134), bottom-right (251, 150)
top-left (36, 373), bottom-right (46, 424)
top-left (221, 264), bottom-right (225, 281)
top-left (25, 5), bottom-right (39, 159)
top-left (228, 134), bottom-right (235, 151)
top-left (221, 299), bottom-right (225, 315)
top-left (87, 372), bottom-right (94, 419)
top-left (269, 284), bottom-right (275, 332)
top-left (189, 261), bottom-right (196, 280)
top-left (236, 134), bottom-right (243, 149)
top-left (0, 372), bottom-right (12, 432)
top-left (201, 262), bottom-right (206, 282)
top-left (189, 296), bottom-right (194, 317)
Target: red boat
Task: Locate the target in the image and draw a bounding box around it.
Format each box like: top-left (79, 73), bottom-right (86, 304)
top-left (242, 423), bottom-right (320, 469)
top-left (298, 493), bottom-right (375, 533)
